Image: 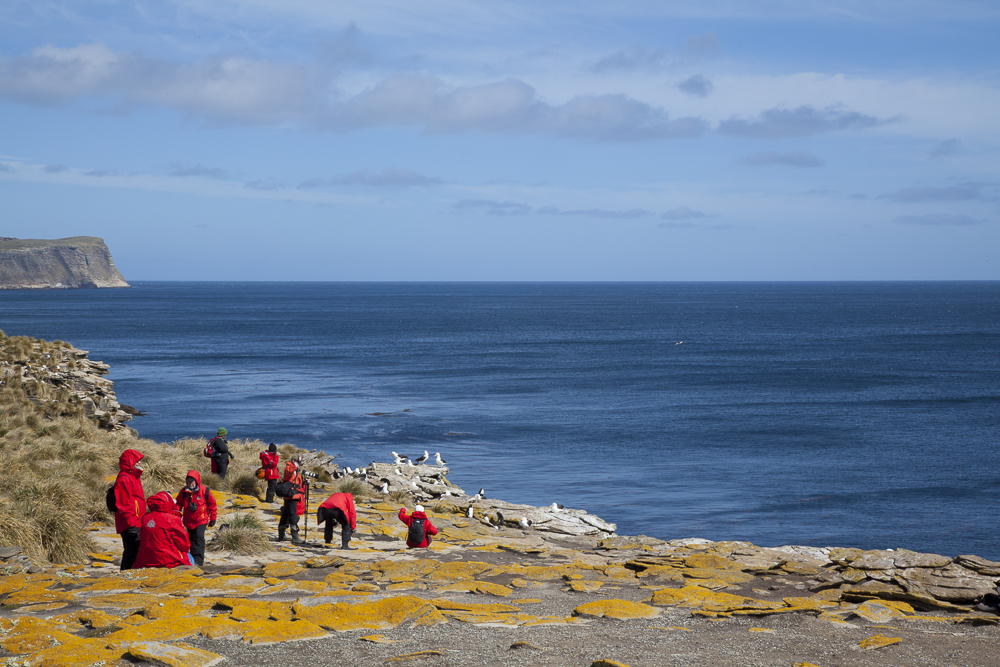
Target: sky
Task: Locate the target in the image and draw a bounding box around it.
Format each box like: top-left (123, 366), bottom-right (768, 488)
top-left (1, 0), bottom-right (998, 281)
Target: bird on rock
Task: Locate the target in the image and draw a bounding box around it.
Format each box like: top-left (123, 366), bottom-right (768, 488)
top-left (379, 480), bottom-right (389, 494)
top-left (550, 503), bottom-right (564, 512)
top-left (434, 452), bottom-right (447, 465)
top-left (495, 511), bottom-right (504, 529)
top-left (392, 451), bottom-right (408, 464)
top-left (519, 517), bottom-right (533, 529)
top-left (415, 450), bottom-right (429, 465)
top-left (395, 468), bottom-right (402, 476)
top-left (466, 506), bottom-right (474, 518)
top-left (407, 459), bottom-right (415, 467)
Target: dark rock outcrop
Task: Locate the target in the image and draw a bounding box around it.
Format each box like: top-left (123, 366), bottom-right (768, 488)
top-left (0, 236), bottom-right (129, 289)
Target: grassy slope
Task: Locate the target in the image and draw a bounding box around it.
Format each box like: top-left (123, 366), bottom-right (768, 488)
top-left (0, 330), bottom-right (306, 565)
top-left (0, 237), bottom-right (107, 251)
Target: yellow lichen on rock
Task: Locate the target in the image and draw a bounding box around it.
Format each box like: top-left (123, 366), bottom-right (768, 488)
top-left (104, 616), bottom-right (214, 646)
top-left (0, 617), bottom-right (82, 655)
top-left (127, 641), bottom-right (225, 667)
top-left (199, 618), bottom-right (246, 640)
top-left (359, 634), bottom-right (398, 643)
top-left (855, 600), bottom-right (909, 623)
top-left (16, 638), bottom-right (125, 667)
top-left (4, 586), bottom-right (76, 606)
top-left (860, 634), bottom-right (902, 650)
top-left (429, 599), bottom-right (520, 613)
top-left (590, 660), bottom-right (633, 667)
top-left (241, 619), bottom-right (328, 645)
top-left (573, 600), bottom-right (661, 620)
top-left (683, 554), bottom-right (741, 571)
top-left (567, 580), bottom-right (604, 593)
top-left (263, 561), bottom-right (303, 578)
top-left (143, 596), bottom-right (217, 620)
top-left (293, 595), bottom-right (445, 632)
top-left (427, 561), bottom-right (492, 582)
top-left (82, 592), bottom-right (162, 610)
top-left (230, 495), bottom-right (260, 508)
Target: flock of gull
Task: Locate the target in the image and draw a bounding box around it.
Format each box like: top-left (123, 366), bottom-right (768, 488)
top-left (329, 449), bottom-right (565, 531)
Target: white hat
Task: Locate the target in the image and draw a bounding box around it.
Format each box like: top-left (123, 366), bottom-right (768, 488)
top-left (414, 505), bottom-right (424, 513)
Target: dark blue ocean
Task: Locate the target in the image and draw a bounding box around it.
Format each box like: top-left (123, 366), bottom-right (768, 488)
top-left (2, 282), bottom-right (998, 559)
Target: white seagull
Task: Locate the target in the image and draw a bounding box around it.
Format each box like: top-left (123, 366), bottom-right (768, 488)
top-left (407, 459), bottom-right (415, 467)
top-left (434, 452), bottom-right (447, 465)
top-left (379, 481), bottom-right (389, 494)
top-left (415, 450), bottom-right (429, 464)
top-left (466, 506), bottom-right (474, 518)
top-left (550, 503), bottom-right (564, 512)
top-left (395, 468), bottom-right (402, 476)
top-left (518, 517), bottom-right (533, 529)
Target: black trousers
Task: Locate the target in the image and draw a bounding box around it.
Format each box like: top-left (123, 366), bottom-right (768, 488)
top-left (188, 524), bottom-right (207, 566)
top-left (120, 530), bottom-right (140, 570)
top-left (265, 478), bottom-right (277, 503)
top-left (279, 499), bottom-right (299, 529)
top-left (215, 457), bottom-right (230, 479)
top-left (319, 507), bottom-right (348, 543)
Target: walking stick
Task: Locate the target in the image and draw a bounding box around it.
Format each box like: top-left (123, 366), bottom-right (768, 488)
top-left (303, 480), bottom-right (309, 543)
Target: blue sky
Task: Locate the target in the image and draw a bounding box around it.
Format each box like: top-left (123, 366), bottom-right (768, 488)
top-left (1, 0), bottom-right (998, 280)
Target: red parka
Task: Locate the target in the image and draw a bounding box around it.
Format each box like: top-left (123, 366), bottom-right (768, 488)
top-left (114, 449), bottom-right (147, 534)
top-left (398, 508), bottom-right (437, 548)
top-left (133, 492), bottom-right (191, 569)
top-left (318, 493), bottom-right (357, 530)
top-left (259, 451), bottom-right (280, 481)
top-left (175, 470), bottom-right (217, 530)
top-left (282, 462), bottom-right (306, 516)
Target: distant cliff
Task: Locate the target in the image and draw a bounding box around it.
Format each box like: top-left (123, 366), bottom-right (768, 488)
top-left (0, 236), bottom-right (129, 289)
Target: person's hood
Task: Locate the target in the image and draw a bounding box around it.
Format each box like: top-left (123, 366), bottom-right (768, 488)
top-left (147, 491), bottom-right (176, 513)
top-left (185, 470), bottom-right (202, 487)
top-left (119, 449), bottom-right (144, 473)
top-left (411, 511), bottom-right (428, 520)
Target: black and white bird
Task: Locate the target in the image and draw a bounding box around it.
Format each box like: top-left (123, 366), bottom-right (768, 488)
top-left (345, 466), bottom-right (353, 475)
top-left (392, 451), bottom-right (408, 464)
top-left (407, 459), bottom-right (415, 468)
top-left (332, 469), bottom-right (344, 480)
top-left (549, 503), bottom-right (564, 512)
top-left (495, 510), bottom-right (504, 529)
top-left (379, 480), bottom-right (390, 494)
top-left (358, 469), bottom-right (368, 481)
top-left (434, 452), bottom-right (447, 465)
top-left (518, 517), bottom-right (533, 529)
top-left (415, 450), bottom-right (429, 465)
top-left (466, 506), bottom-right (474, 518)
top-left (394, 467), bottom-right (402, 476)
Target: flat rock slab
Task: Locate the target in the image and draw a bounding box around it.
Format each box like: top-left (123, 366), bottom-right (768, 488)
top-left (128, 641), bottom-right (225, 667)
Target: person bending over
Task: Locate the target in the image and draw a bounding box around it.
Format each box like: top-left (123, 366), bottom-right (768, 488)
top-left (317, 492), bottom-right (357, 550)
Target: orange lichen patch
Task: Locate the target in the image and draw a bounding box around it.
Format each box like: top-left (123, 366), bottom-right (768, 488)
top-left (443, 611), bottom-right (518, 625)
top-left (634, 565), bottom-right (685, 581)
top-left (567, 580), bottom-right (604, 593)
top-left (387, 582), bottom-right (421, 591)
top-left (82, 592), bottom-right (162, 610)
top-left (74, 576), bottom-right (138, 595)
top-left (143, 597), bottom-right (218, 620)
top-left (359, 634), bottom-right (398, 643)
top-left (293, 595), bottom-right (445, 632)
top-left (0, 617), bottom-right (82, 655)
top-left (4, 587), bottom-right (76, 606)
top-left (782, 597), bottom-right (841, 611)
top-left (324, 572), bottom-right (358, 584)
top-left (127, 641), bottom-right (225, 667)
top-left (793, 663), bottom-right (824, 667)
top-left (17, 638), bottom-right (125, 667)
top-left (647, 586), bottom-right (783, 614)
top-left (230, 495), bottom-right (260, 509)
top-left (860, 634), bottom-right (902, 650)
top-left (47, 609), bottom-right (121, 631)
top-left (683, 554), bottom-right (741, 571)
top-left (682, 569), bottom-right (754, 585)
top-left (427, 561), bottom-right (492, 582)
top-left (748, 627), bottom-right (775, 633)
top-left (199, 618), bottom-right (246, 640)
top-left (304, 554), bottom-right (345, 568)
top-left (217, 599), bottom-right (292, 622)
top-left (590, 660), bottom-right (632, 667)
top-left (371, 559), bottom-right (439, 581)
top-left (386, 650), bottom-right (445, 661)
top-left (149, 575), bottom-right (265, 597)
top-left (129, 566), bottom-right (203, 587)
top-left (87, 552), bottom-right (116, 563)
top-left (352, 583), bottom-right (380, 592)
top-left (241, 619), bottom-right (328, 645)
top-left (0, 573), bottom-right (56, 597)
top-left (13, 602), bottom-right (68, 613)
top-left (778, 560), bottom-right (823, 576)
top-left (855, 601), bottom-right (909, 623)
top-left (601, 566), bottom-right (637, 580)
top-left (429, 599), bottom-right (520, 613)
top-left (573, 600), bottom-right (661, 620)
top-left (104, 616), bottom-right (215, 646)
top-left (878, 600), bottom-right (916, 614)
top-left (510, 578), bottom-right (543, 589)
top-left (520, 616), bottom-right (584, 627)
top-left (262, 561), bottom-right (303, 578)
top-left (258, 580), bottom-right (332, 596)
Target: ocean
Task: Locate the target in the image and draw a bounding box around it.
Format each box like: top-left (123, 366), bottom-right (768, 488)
top-left (2, 282), bottom-right (998, 559)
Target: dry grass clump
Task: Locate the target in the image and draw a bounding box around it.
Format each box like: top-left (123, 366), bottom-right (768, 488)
top-left (329, 478), bottom-right (371, 500)
top-left (389, 489), bottom-right (411, 503)
top-left (207, 513), bottom-right (271, 555)
top-left (229, 472), bottom-right (263, 496)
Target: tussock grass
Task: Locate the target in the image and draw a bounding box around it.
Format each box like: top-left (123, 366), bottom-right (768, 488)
top-left (389, 489), bottom-right (411, 503)
top-left (229, 472), bottom-right (263, 496)
top-left (207, 513), bottom-right (271, 555)
top-left (330, 478), bottom-right (370, 499)
top-left (0, 331), bottom-right (311, 564)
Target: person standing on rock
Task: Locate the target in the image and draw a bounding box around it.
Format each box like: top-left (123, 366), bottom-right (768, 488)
top-left (398, 504), bottom-right (437, 549)
top-left (175, 470), bottom-right (217, 567)
top-left (317, 492), bottom-right (357, 549)
top-left (277, 459), bottom-right (306, 544)
top-left (207, 427), bottom-right (234, 479)
top-left (133, 491), bottom-right (192, 569)
top-left (114, 448), bottom-right (147, 570)
top-left (259, 443), bottom-right (280, 503)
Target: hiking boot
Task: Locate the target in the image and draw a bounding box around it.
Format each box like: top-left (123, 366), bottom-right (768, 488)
top-left (277, 526), bottom-right (286, 542)
top-left (290, 527), bottom-right (304, 544)
top-left (341, 528), bottom-right (353, 550)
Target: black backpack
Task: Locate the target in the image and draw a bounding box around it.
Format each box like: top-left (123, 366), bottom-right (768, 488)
top-left (105, 485), bottom-right (118, 513)
top-left (407, 518), bottom-right (426, 545)
top-left (275, 480), bottom-right (296, 499)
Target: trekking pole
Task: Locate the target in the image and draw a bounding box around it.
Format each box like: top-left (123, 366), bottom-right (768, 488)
top-left (304, 481), bottom-right (309, 544)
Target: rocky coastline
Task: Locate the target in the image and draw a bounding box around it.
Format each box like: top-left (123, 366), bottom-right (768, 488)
top-left (0, 237), bottom-right (129, 289)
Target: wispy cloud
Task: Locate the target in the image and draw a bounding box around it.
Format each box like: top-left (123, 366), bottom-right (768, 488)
top-left (169, 162), bottom-right (228, 178)
top-left (453, 199), bottom-right (531, 215)
top-left (929, 138), bottom-right (961, 158)
top-left (677, 74), bottom-right (713, 97)
top-left (536, 206), bottom-right (652, 219)
top-left (661, 206), bottom-right (708, 220)
top-left (44, 163), bottom-right (68, 173)
top-left (893, 213), bottom-right (983, 226)
top-left (301, 166), bottom-right (441, 189)
top-left (739, 150), bottom-right (824, 168)
top-left (591, 46), bottom-right (671, 73)
top-left (718, 104), bottom-right (886, 138)
top-left (881, 184), bottom-right (983, 202)
top-left (82, 169), bottom-right (121, 177)
top-left (0, 43), bottom-right (707, 142)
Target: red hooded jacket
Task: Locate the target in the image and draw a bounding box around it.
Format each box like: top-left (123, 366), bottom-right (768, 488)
top-left (259, 451), bottom-right (280, 481)
top-left (133, 492), bottom-right (191, 569)
top-left (282, 462), bottom-right (306, 516)
top-left (175, 470), bottom-right (218, 530)
top-left (114, 449), bottom-right (147, 534)
top-left (318, 493), bottom-right (357, 530)
top-left (398, 508), bottom-right (437, 548)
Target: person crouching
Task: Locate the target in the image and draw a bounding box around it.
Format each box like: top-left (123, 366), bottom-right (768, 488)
top-left (133, 491), bottom-right (192, 569)
top-left (277, 459), bottom-right (306, 544)
top-left (398, 504), bottom-right (437, 549)
top-left (175, 470), bottom-right (217, 567)
top-left (317, 492), bottom-right (357, 550)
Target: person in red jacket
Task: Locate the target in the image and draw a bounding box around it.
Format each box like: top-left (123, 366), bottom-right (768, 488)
top-left (398, 504), bottom-right (437, 549)
top-left (317, 492), bottom-right (357, 549)
top-left (114, 449), bottom-right (147, 570)
top-left (175, 470), bottom-right (217, 567)
top-left (133, 491), bottom-right (192, 569)
top-left (259, 443), bottom-right (280, 503)
top-left (277, 459), bottom-right (307, 544)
